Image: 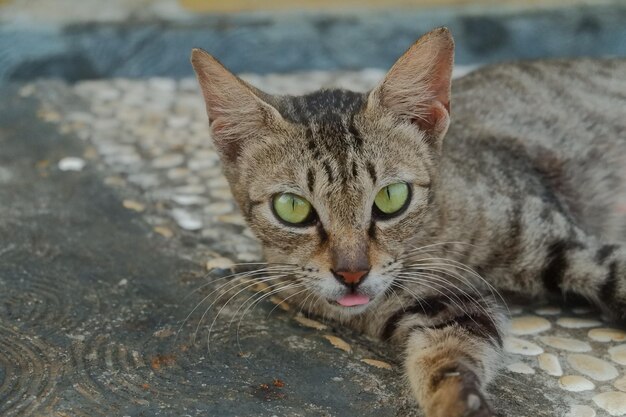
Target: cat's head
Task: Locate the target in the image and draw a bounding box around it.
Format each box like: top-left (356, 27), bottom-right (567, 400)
top-left (192, 28), bottom-right (454, 315)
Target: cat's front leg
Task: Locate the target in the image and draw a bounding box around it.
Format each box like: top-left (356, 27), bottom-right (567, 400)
top-left (405, 326), bottom-right (498, 417)
top-left (390, 296), bottom-right (505, 417)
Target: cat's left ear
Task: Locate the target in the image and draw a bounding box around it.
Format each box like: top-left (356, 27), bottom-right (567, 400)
top-left (191, 48), bottom-right (286, 162)
top-left (368, 27), bottom-right (454, 148)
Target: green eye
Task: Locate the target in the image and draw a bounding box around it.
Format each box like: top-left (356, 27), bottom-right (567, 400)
top-left (272, 193), bottom-right (314, 225)
top-left (374, 182), bottom-right (410, 216)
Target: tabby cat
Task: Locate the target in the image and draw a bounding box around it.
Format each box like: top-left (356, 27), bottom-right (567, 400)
top-left (191, 28), bottom-right (626, 417)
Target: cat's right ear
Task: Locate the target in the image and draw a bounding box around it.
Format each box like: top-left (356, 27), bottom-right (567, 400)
top-left (191, 49), bottom-right (284, 162)
top-left (368, 28), bottom-right (454, 148)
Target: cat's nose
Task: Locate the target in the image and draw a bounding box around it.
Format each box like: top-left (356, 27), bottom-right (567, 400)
top-left (332, 269), bottom-right (370, 288)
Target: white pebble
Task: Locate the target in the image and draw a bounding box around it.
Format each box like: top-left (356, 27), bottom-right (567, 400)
top-left (205, 202), bottom-right (234, 215)
top-left (589, 328), bottom-right (626, 343)
top-left (149, 77), bottom-right (177, 92)
top-left (509, 315), bottom-right (551, 335)
top-left (614, 376), bottom-right (626, 392)
top-left (175, 184), bottom-right (206, 195)
top-left (171, 208), bottom-right (203, 231)
top-left (538, 353), bottom-right (563, 376)
top-left (609, 345), bottom-right (626, 366)
top-left (152, 154), bottom-right (184, 169)
top-left (538, 336), bottom-right (592, 352)
top-left (567, 354), bottom-right (619, 381)
top-left (557, 317), bottom-right (602, 329)
top-left (58, 157), bottom-right (86, 171)
top-left (504, 337), bottom-right (544, 356)
top-left (593, 392), bottom-right (626, 416)
top-left (506, 362), bottom-right (535, 374)
top-left (566, 405), bottom-right (596, 417)
top-left (559, 375), bottom-right (595, 392)
top-left (535, 306), bottom-right (562, 316)
top-left (171, 194), bottom-right (208, 206)
top-left (167, 115), bottom-right (190, 129)
top-left (205, 257), bottom-right (234, 271)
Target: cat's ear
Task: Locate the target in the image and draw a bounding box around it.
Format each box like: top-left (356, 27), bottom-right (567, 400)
top-left (368, 27), bottom-right (454, 146)
top-left (191, 48), bottom-right (284, 162)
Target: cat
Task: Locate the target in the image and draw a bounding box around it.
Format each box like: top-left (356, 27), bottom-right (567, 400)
top-left (190, 27), bottom-right (626, 417)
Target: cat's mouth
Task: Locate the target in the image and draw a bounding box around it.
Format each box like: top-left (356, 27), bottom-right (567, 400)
top-left (335, 293), bottom-right (371, 307)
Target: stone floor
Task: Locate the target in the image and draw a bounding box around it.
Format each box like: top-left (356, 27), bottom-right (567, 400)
top-left (0, 71), bottom-right (625, 416)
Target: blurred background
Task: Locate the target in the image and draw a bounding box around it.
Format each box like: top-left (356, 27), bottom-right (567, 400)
top-left (0, 0), bottom-right (625, 83)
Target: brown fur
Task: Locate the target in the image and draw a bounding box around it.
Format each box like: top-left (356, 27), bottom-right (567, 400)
top-left (191, 28), bottom-right (626, 417)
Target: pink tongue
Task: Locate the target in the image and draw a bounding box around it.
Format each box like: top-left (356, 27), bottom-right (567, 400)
top-left (337, 294), bottom-right (370, 307)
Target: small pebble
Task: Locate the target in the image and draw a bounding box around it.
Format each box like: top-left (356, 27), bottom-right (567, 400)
top-left (294, 315), bottom-right (327, 331)
top-left (614, 376), bottom-right (626, 392)
top-left (205, 202), bottom-right (234, 215)
top-left (566, 405), bottom-right (596, 417)
top-left (362, 359), bottom-right (392, 370)
top-left (572, 307), bottom-right (594, 315)
top-left (567, 354), bottom-right (619, 381)
top-left (122, 199), bottom-right (145, 212)
top-left (205, 257), bottom-right (234, 271)
top-left (609, 345), bottom-right (626, 366)
top-left (171, 209), bottom-right (202, 231)
top-left (153, 226), bottom-right (174, 238)
top-left (535, 306), bottom-right (561, 316)
top-left (171, 194), bottom-right (208, 206)
top-left (152, 154), bottom-right (184, 169)
top-left (251, 282), bottom-right (270, 293)
top-left (506, 363), bottom-right (535, 374)
top-left (538, 353), bottom-right (563, 376)
top-left (269, 296), bottom-right (290, 311)
top-left (503, 337), bottom-right (544, 356)
top-left (149, 77), bottom-right (177, 92)
top-left (593, 392), bottom-right (626, 416)
top-left (167, 115), bottom-right (190, 129)
top-left (557, 317), bottom-right (602, 329)
top-left (589, 328), bottom-right (626, 343)
top-left (559, 375), bottom-right (595, 392)
top-left (509, 315), bottom-right (551, 335)
top-left (58, 157), bottom-right (86, 171)
top-left (322, 335), bottom-right (352, 353)
top-left (538, 336), bottom-right (592, 352)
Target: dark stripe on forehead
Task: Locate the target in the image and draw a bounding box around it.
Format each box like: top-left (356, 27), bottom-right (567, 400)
top-left (323, 160), bottom-right (334, 183)
top-left (275, 89), bottom-right (366, 125)
top-left (349, 116), bottom-right (364, 149)
top-left (307, 168), bottom-right (315, 193)
top-left (366, 162), bottom-right (377, 184)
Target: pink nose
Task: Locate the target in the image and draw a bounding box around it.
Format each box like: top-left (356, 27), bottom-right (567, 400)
top-left (333, 269), bottom-right (369, 286)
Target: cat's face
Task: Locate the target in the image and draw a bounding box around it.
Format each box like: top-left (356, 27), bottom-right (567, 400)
top-left (192, 28), bottom-right (454, 316)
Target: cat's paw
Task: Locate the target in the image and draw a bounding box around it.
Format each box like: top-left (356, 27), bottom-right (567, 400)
top-left (426, 366), bottom-right (495, 417)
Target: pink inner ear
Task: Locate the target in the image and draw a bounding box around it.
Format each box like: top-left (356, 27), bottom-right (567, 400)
top-left (210, 118), bottom-right (241, 161)
top-left (412, 100), bottom-right (449, 133)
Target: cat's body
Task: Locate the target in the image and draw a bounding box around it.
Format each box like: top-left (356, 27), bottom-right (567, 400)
top-left (191, 30), bottom-right (626, 417)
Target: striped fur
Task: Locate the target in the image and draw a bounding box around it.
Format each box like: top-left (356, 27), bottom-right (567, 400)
top-left (192, 28), bottom-right (626, 417)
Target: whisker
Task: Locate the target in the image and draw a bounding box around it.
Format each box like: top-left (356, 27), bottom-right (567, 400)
top-left (194, 274), bottom-right (291, 348)
top-left (232, 281), bottom-right (307, 355)
top-left (394, 275), bottom-right (500, 336)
